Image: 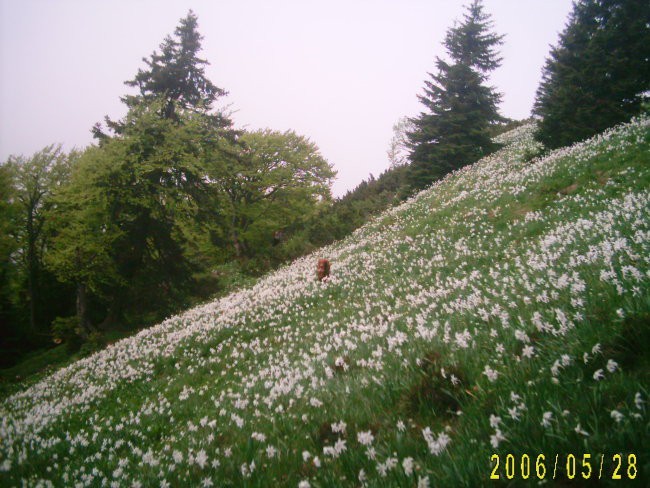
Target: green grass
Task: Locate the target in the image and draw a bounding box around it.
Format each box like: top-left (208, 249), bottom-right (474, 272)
top-left (0, 345), bottom-right (72, 398)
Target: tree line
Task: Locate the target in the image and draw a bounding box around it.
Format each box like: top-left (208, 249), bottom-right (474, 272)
top-left (0, 12), bottom-right (335, 364)
top-left (1, 0), bottom-right (648, 368)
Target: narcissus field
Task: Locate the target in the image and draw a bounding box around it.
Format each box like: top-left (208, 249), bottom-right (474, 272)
top-left (2, 118), bottom-right (649, 487)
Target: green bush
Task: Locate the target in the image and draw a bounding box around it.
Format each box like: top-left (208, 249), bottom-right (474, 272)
top-left (51, 316), bottom-right (83, 352)
top-left (78, 332), bottom-right (105, 357)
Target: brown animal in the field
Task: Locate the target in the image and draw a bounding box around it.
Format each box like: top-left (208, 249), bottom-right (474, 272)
top-left (317, 258), bottom-right (330, 281)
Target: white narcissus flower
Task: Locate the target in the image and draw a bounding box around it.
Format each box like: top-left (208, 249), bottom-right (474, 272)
top-left (483, 365), bottom-right (499, 382)
top-left (490, 428), bottom-right (506, 448)
top-left (357, 431), bottom-right (374, 446)
top-left (635, 392), bottom-right (644, 410)
top-left (611, 410), bottom-right (624, 423)
top-left (402, 457), bottom-right (414, 476)
top-left (606, 359), bottom-right (618, 373)
top-left (522, 345), bottom-right (535, 358)
top-left (331, 421), bottom-right (346, 434)
top-left (574, 423), bottom-right (589, 436)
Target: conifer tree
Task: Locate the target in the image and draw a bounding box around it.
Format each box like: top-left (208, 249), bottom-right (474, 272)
top-left (407, 0), bottom-right (504, 192)
top-left (534, 0), bottom-right (650, 149)
top-left (94, 10), bottom-right (230, 138)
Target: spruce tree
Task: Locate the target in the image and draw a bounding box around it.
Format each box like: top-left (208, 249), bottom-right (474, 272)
top-left (94, 10), bottom-right (230, 138)
top-left (407, 0), bottom-right (504, 192)
top-left (534, 0), bottom-right (650, 149)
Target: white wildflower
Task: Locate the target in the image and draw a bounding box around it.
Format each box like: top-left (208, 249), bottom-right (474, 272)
top-left (508, 406), bottom-right (520, 421)
top-left (483, 365), bottom-right (499, 382)
top-left (635, 392), bottom-right (644, 410)
top-left (575, 423), bottom-right (589, 436)
top-left (251, 432), bottom-right (266, 442)
top-left (490, 428), bottom-right (506, 448)
top-left (611, 410), bottom-right (624, 423)
top-left (514, 330), bottom-right (530, 343)
top-left (606, 359), bottom-right (618, 373)
top-left (357, 431), bottom-right (374, 446)
top-left (358, 469), bottom-right (366, 484)
top-left (402, 457), bottom-right (414, 476)
top-left (334, 438), bottom-right (347, 455)
top-left (195, 450), bottom-right (208, 469)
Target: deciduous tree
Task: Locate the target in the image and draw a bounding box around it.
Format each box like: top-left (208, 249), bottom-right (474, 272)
top-left (4, 146), bottom-right (73, 336)
top-left (210, 129), bottom-right (335, 260)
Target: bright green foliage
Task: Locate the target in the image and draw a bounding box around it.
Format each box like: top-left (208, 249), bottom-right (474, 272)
top-left (48, 101), bottom-right (218, 329)
top-left (210, 129), bottom-right (336, 263)
top-left (534, 0), bottom-right (650, 149)
top-left (407, 0), bottom-right (504, 192)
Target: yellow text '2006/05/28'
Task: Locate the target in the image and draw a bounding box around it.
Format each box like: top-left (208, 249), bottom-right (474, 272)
top-left (490, 453), bottom-right (637, 481)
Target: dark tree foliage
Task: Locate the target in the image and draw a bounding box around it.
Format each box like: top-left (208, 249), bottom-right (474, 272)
top-left (0, 149), bottom-right (76, 365)
top-left (534, 0), bottom-right (650, 149)
top-left (94, 10), bottom-right (230, 138)
top-left (0, 164), bottom-right (21, 366)
top-left (302, 165), bottom-right (409, 250)
top-left (407, 0), bottom-right (504, 193)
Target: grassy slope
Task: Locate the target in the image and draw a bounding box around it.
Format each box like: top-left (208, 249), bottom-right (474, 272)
top-left (1, 118), bottom-right (649, 487)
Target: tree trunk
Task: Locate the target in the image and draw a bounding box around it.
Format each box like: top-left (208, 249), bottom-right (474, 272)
top-left (26, 212), bottom-right (38, 335)
top-left (76, 282), bottom-right (95, 337)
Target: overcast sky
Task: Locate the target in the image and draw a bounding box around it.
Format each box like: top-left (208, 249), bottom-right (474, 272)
top-left (0, 0), bottom-right (574, 196)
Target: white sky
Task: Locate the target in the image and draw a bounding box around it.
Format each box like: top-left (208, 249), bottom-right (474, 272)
top-left (0, 0), bottom-right (573, 197)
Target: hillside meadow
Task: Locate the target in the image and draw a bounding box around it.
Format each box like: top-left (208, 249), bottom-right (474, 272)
top-left (1, 117), bottom-right (649, 486)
